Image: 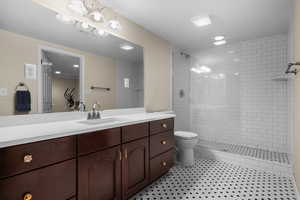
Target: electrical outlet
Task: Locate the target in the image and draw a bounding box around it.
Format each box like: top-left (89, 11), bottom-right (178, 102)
top-left (0, 88), bottom-right (8, 96)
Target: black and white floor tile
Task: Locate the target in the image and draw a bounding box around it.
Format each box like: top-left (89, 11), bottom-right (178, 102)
top-left (131, 159), bottom-right (298, 200)
top-left (198, 140), bottom-right (290, 164)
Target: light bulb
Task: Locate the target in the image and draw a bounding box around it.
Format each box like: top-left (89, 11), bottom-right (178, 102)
top-left (90, 11), bottom-right (104, 22)
top-left (108, 20), bottom-right (122, 31)
top-left (93, 29), bottom-right (108, 37)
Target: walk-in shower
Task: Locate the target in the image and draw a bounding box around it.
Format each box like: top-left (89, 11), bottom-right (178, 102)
top-left (173, 33), bottom-right (293, 175)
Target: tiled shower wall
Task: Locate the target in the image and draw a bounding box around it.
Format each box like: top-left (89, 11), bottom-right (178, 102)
top-left (188, 34), bottom-right (291, 153)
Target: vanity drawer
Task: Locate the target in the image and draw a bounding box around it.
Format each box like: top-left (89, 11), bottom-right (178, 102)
top-left (122, 123), bottom-right (149, 143)
top-left (78, 128), bottom-right (121, 155)
top-left (149, 118), bottom-right (174, 135)
top-left (0, 159), bottom-right (76, 200)
top-left (0, 136), bottom-right (76, 179)
top-left (150, 131), bottom-right (175, 158)
top-left (150, 149), bottom-right (174, 182)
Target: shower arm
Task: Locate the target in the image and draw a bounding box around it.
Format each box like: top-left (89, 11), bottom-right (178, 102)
top-left (285, 62), bottom-right (300, 75)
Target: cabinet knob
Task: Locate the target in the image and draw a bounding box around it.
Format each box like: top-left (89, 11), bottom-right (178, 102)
top-left (162, 161), bottom-right (167, 167)
top-left (161, 140), bottom-right (167, 145)
top-left (162, 123), bottom-right (167, 129)
top-left (24, 193), bottom-right (32, 200)
top-left (24, 155), bottom-right (33, 163)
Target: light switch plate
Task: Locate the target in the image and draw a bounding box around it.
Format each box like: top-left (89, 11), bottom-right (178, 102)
top-left (124, 78), bottom-right (130, 88)
top-left (24, 64), bottom-right (37, 80)
top-left (0, 88), bottom-right (8, 96)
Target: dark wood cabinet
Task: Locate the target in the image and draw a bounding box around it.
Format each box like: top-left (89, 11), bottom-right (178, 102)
top-left (122, 138), bottom-right (149, 199)
top-left (150, 131), bottom-right (175, 158)
top-left (78, 146), bottom-right (122, 200)
top-left (0, 136), bottom-right (76, 179)
top-left (0, 159), bottom-right (76, 200)
top-left (0, 118), bottom-right (174, 200)
top-left (122, 123), bottom-right (149, 143)
top-left (77, 128), bottom-right (121, 156)
top-left (150, 149), bottom-right (174, 182)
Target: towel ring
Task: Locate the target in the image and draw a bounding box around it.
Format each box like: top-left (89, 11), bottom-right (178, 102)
top-left (15, 82), bottom-right (29, 91)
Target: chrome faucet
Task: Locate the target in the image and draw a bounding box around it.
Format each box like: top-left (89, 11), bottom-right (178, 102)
top-left (87, 102), bottom-right (101, 120)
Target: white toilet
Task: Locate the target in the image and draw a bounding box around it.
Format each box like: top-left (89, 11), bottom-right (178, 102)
top-left (174, 131), bottom-right (199, 166)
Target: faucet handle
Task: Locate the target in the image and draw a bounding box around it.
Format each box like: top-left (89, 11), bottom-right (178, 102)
top-left (96, 111), bottom-right (100, 119)
top-left (87, 112), bottom-right (92, 120)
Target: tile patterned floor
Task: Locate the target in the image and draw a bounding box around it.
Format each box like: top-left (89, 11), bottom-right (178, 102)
top-left (198, 140), bottom-right (290, 164)
top-left (131, 159), bottom-right (298, 200)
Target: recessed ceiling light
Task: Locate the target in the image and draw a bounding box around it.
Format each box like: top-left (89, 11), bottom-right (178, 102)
top-left (214, 36), bottom-right (225, 41)
top-left (55, 71), bottom-right (61, 74)
top-left (56, 13), bottom-right (76, 25)
top-left (234, 72), bottom-right (239, 76)
top-left (228, 50), bottom-right (235, 54)
top-left (214, 40), bottom-right (227, 46)
top-left (191, 15), bottom-right (212, 27)
top-left (120, 44), bottom-right (134, 51)
top-left (73, 64), bottom-right (79, 68)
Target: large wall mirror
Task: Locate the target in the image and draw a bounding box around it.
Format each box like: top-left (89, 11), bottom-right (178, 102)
top-left (0, 0), bottom-right (144, 116)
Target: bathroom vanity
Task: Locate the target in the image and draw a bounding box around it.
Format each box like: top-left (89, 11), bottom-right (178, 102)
top-left (0, 114), bottom-right (175, 200)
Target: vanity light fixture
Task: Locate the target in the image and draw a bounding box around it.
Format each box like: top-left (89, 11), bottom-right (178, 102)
top-left (66, 0), bottom-right (122, 32)
top-left (73, 64), bottom-right (79, 68)
top-left (55, 14), bottom-right (76, 25)
top-left (55, 71), bottom-right (62, 74)
top-left (191, 15), bottom-right (212, 27)
top-left (93, 28), bottom-right (108, 37)
top-left (108, 19), bottom-right (122, 31)
top-left (89, 9), bottom-right (105, 22)
top-left (76, 21), bottom-right (93, 32)
top-left (67, 0), bottom-right (88, 16)
top-left (214, 36), bottom-right (225, 41)
top-left (120, 44), bottom-right (134, 51)
top-left (214, 40), bottom-right (227, 46)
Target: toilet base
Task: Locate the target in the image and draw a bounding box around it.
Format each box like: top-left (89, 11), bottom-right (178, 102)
top-left (177, 149), bottom-right (195, 166)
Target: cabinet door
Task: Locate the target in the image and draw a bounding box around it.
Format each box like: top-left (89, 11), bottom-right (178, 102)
top-left (78, 146), bottom-right (121, 200)
top-left (122, 138), bottom-right (149, 199)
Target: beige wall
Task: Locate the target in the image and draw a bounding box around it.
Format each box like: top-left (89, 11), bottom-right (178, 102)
top-left (294, 0), bottom-right (300, 191)
top-left (0, 29), bottom-right (116, 115)
top-left (52, 77), bottom-right (79, 112)
top-left (33, 0), bottom-right (172, 112)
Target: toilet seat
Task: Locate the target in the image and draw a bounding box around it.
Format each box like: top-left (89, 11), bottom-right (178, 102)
top-left (175, 131), bottom-right (198, 140)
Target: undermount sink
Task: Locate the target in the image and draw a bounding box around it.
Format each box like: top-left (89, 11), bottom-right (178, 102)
top-left (78, 117), bottom-right (126, 125)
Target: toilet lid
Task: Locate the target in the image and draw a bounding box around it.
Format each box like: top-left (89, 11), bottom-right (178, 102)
top-left (175, 131), bottom-right (198, 140)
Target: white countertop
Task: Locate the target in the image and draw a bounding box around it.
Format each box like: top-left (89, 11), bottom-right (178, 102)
top-left (0, 112), bottom-right (175, 148)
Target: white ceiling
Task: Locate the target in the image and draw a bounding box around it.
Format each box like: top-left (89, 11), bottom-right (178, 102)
top-left (102, 0), bottom-right (292, 52)
top-left (0, 0), bottom-right (143, 63)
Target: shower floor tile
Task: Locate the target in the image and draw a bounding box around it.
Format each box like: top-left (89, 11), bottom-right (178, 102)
top-left (131, 159), bottom-right (298, 200)
top-left (198, 140), bottom-right (290, 164)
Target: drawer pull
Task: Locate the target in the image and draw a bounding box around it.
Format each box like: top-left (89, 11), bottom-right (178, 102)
top-left (23, 193), bottom-right (33, 200)
top-left (162, 161), bottom-right (167, 167)
top-left (161, 140), bottom-right (167, 145)
top-left (162, 123), bottom-right (168, 129)
top-left (24, 155), bottom-right (33, 163)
